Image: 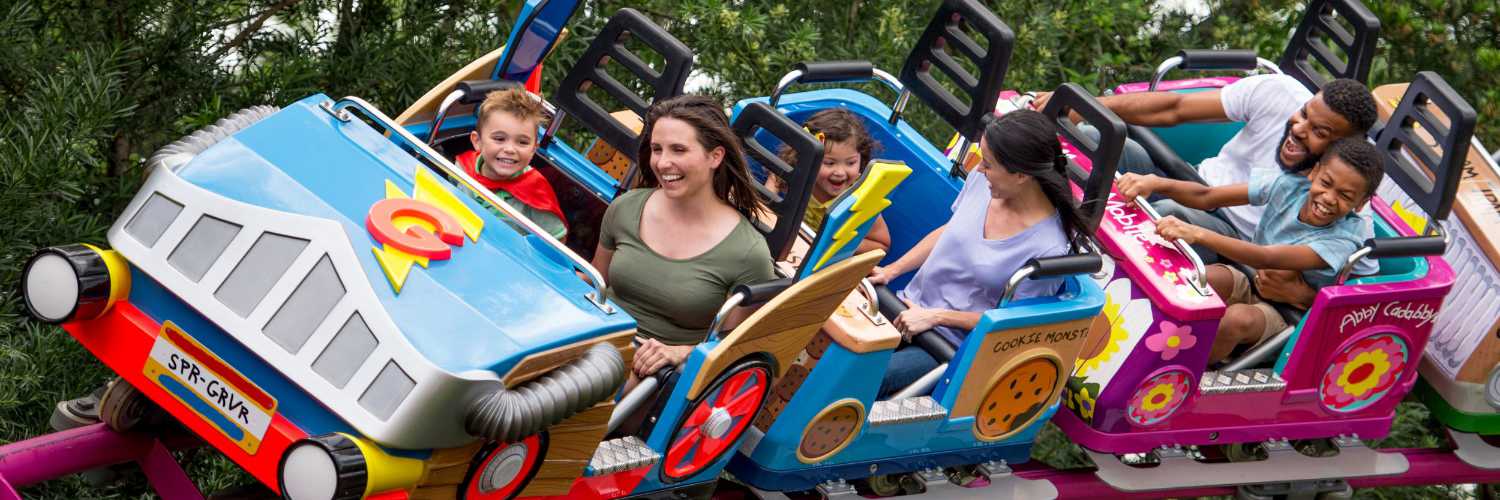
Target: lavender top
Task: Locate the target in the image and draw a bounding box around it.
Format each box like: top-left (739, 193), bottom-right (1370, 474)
top-left (899, 169), bottom-right (1069, 346)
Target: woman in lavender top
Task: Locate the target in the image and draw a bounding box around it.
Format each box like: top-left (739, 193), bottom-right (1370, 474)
top-left (867, 110), bottom-right (1090, 398)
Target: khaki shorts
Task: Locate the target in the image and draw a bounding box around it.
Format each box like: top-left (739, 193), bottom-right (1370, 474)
top-left (1214, 264), bottom-right (1291, 346)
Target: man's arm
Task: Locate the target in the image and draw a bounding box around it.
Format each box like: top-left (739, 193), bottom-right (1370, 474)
top-left (1156, 217), bottom-right (1327, 270)
top-left (1034, 89), bottom-right (1229, 127)
top-left (1117, 173), bottom-right (1249, 211)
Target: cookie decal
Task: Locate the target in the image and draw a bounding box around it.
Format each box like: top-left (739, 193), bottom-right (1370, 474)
top-left (976, 357), bottom-right (1058, 440)
top-left (797, 399), bottom-right (865, 463)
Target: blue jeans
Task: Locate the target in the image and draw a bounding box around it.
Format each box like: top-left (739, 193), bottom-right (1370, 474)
top-left (1151, 199), bottom-right (1244, 264)
top-left (878, 344), bottom-right (941, 399)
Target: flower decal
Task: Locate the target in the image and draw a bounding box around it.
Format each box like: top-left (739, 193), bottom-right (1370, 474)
top-left (1075, 279), bottom-right (1152, 378)
top-left (1145, 321), bottom-right (1197, 361)
top-left (1320, 333), bottom-right (1409, 413)
top-left (1127, 369), bottom-right (1192, 426)
top-left (1064, 377), bottom-right (1100, 422)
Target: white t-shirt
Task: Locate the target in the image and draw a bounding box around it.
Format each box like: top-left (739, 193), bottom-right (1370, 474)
top-left (1199, 74), bottom-right (1311, 236)
top-left (1198, 74), bottom-right (1378, 275)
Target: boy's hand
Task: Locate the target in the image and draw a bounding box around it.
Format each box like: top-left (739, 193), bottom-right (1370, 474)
top-left (1256, 269), bottom-right (1316, 310)
top-left (1116, 173), bottom-right (1162, 202)
top-left (1154, 216), bottom-right (1204, 244)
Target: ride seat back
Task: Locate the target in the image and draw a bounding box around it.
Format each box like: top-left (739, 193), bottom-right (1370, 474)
top-left (935, 271), bottom-right (1105, 442)
top-left (553, 8), bottom-right (694, 189)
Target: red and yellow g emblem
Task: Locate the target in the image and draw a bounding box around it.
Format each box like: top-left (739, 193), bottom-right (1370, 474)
top-left (367, 168), bottom-right (485, 292)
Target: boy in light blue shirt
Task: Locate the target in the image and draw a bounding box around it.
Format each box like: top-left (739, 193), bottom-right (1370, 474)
top-left (1115, 137), bottom-right (1385, 363)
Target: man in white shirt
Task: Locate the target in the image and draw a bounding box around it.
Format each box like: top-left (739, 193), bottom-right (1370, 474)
top-left (1035, 75), bottom-right (1378, 308)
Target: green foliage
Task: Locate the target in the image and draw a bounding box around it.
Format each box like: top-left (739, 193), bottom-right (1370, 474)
top-left (0, 0), bottom-right (1495, 497)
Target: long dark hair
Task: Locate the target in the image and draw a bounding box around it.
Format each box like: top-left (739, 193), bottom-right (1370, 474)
top-left (634, 94), bottom-right (767, 219)
top-left (982, 110), bottom-right (1090, 250)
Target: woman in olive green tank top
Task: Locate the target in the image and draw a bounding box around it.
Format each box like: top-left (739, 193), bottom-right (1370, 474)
top-left (591, 95), bottom-right (777, 381)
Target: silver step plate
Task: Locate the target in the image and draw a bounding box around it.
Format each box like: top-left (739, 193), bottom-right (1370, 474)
top-left (1199, 368), bottom-right (1286, 395)
top-left (588, 436), bottom-right (660, 475)
top-left (868, 396), bottom-right (947, 426)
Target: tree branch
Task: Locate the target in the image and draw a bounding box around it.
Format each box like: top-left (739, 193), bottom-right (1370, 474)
top-left (209, 0), bottom-right (304, 61)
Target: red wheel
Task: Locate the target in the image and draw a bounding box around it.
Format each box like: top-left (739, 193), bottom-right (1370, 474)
top-left (662, 360), bottom-right (771, 482)
top-left (461, 433), bottom-right (546, 500)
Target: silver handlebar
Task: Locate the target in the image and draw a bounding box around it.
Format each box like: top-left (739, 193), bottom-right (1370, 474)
top-left (1121, 177), bottom-right (1211, 292)
top-left (1148, 55), bottom-right (1282, 92)
top-left (768, 67), bottom-right (912, 125)
top-left (323, 97), bottom-right (614, 313)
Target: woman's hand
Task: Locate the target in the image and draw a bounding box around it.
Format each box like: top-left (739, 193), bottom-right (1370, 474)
top-left (893, 299), bottom-right (946, 339)
top-left (1116, 173), bottom-right (1162, 202)
top-left (633, 338), bottom-right (695, 377)
top-left (868, 265), bottom-right (902, 285)
top-left (1154, 216), bottom-right (1205, 244)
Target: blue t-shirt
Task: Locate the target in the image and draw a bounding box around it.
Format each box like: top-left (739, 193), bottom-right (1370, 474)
top-left (1248, 171), bottom-right (1368, 287)
top-left (899, 169), bottom-right (1070, 345)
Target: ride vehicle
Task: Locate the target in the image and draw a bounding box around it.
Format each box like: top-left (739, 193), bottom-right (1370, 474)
top-left (1375, 86), bottom-right (1500, 467)
top-left (996, 0), bottom-right (1477, 496)
top-left (13, 2), bottom-right (891, 498)
top-left (707, 1), bottom-right (1122, 497)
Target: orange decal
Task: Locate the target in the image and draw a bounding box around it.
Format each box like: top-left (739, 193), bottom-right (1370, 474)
top-left (369, 169), bottom-right (486, 293)
top-left (366, 198), bottom-right (465, 259)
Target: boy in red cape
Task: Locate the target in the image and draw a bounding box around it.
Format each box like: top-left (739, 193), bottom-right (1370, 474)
top-left (456, 88), bottom-right (569, 240)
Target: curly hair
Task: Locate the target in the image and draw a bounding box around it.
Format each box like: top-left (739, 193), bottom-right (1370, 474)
top-left (1325, 136), bottom-right (1385, 199)
top-left (1321, 79), bottom-right (1377, 134)
top-left (476, 87), bottom-right (548, 131)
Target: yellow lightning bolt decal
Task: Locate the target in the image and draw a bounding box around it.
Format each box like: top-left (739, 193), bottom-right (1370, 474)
top-left (371, 169), bottom-right (485, 293)
top-left (810, 161), bottom-right (911, 272)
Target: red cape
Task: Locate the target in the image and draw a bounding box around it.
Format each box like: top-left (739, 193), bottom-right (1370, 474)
top-left (456, 150), bottom-right (568, 229)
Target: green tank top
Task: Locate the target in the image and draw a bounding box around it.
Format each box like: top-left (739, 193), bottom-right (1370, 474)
top-left (599, 189), bottom-right (776, 345)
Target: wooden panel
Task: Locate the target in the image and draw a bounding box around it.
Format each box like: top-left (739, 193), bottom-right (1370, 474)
top-left (501, 330), bottom-right (635, 386)
top-left (949, 316), bottom-right (1095, 420)
top-left (688, 251), bottom-right (883, 399)
top-left (395, 48), bottom-right (506, 126)
top-left (517, 401), bottom-right (614, 497)
top-left (822, 289), bottom-right (902, 354)
top-left (410, 441), bottom-right (483, 498)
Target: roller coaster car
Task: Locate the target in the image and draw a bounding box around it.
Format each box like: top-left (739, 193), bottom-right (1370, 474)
top-left (384, 2), bottom-right (921, 498)
top-left (716, 2), bottom-right (1113, 496)
top-left (1375, 87), bottom-right (1500, 466)
top-left (998, 0), bottom-right (1473, 492)
top-left (12, 3), bottom-right (848, 500)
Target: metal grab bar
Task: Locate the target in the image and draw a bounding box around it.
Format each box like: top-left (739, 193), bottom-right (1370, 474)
top-left (768, 67), bottom-right (912, 125)
top-left (1119, 173), bottom-right (1211, 292)
top-left (322, 96), bottom-right (614, 313)
top-left (998, 265), bottom-right (1038, 308)
top-left (706, 292), bottom-right (747, 340)
top-left (1148, 55), bottom-right (1282, 92)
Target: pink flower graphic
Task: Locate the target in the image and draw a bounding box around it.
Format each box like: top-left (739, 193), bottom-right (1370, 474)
top-left (1145, 321), bottom-right (1197, 361)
